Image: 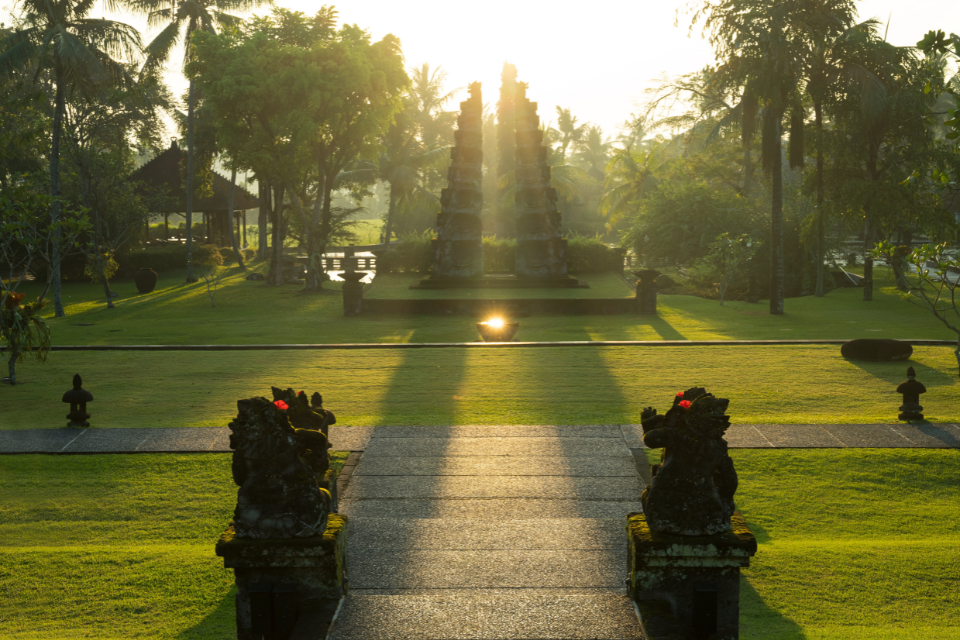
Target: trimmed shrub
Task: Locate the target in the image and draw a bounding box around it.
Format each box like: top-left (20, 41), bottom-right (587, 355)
top-left (841, 339), bottom-right (913, 362)
top-left (482, 236), bottom-right (515, 273)
top-left (118, 244), bottom-right (187, 273)
top-left (194, 244), bottom-right (224, 266)
top-left (377, 232), bottom-right (433, 273)
top-left (566, 234), bottom-right (625, 273)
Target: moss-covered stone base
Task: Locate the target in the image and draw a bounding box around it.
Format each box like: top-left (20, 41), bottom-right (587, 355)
top-left (216, 515), bottom-right (348, 639)
top-left (627, 512), bottom-right (756, 640)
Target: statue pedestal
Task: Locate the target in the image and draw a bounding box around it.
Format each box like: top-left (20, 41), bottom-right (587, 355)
top-left (216, 515), bottom-right (348, 640)
top-left (627, 512), bottom-right (756, 640)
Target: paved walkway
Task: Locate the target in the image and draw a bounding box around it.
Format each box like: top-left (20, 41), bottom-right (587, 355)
top-left (327, 425), bottom-right (647, 640)
top-left (2, 423), bottom-right (959, 455)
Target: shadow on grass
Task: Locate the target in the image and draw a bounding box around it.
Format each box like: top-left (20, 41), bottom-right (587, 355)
top-left (740, 578), bottom-right (807, 640)
top-left (646, 316), bottom-right (687, 341)
top-left (375, 327), bottom-right (468, 425)
top-left (177, 587), bottom-right (236, 640)
top-left (842, 356), bottom-right (957, 388)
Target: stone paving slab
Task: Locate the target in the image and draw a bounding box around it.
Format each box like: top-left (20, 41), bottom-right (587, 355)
top-left (0, 428), bottom-right (86, 453)
top-left (822, 424), bottom-right (919, 447)
top-left (327, 594), bottom-right (646, 640)
top-left (723, 425), bottom-right (775, 448)
top-left (890, 423), bottom-right (960, 447)
top-left (61, 428), bottom-right (162, 452)
top-left (354, 456), bottom-right (637, 477)
top-left (362, 437), bottom-right (628, 458)
top-left (346, 476), bottom-right (642, 501)
top-left (369, 425), bottom-right (623, 439)
top-left (349, 588), bottom-right (629, 596)
top-left (348, 518), bottom-right (626, 550)
top-left (339, 499), bottom-right (644, 520)
top-left (134, 427), bottom-right (224, 452)
top-left (752, 425), bottom-right (845, 448)
top-left (349, 549), bottom-right (627, 590)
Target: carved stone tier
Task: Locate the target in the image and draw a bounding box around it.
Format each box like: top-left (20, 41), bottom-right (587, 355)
top-left (216, 515), bottom-right (349, 640)
top-left (514, 83), bottom-right (569, 279)
top-left (431, 82), bottom-right (485, 279)
top-left (627, 512), bottom-right (757, 640)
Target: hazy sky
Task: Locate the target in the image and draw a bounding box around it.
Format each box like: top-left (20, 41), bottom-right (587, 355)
top-left (2, 0), bottom-right (958, 140)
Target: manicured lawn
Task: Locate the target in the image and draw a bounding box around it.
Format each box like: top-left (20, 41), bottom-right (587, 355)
top-left (4, 263), bottom-right (956, 346)
top-left (365, 272), bottom-right (635, 299)
top-left (1, 450), bottom-right (957, 639)
top-left (4, 344), bottom-right (960, 429)
top-left (646, 448), bottom-right (960, 640)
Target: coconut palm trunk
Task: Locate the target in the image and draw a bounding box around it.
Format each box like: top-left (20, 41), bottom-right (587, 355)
top-left (815, 102), bottom-right (826, 297)
top-left (185, 79), bottom-right (198, 282)
top-left (770, 121), bottom-right (785, 316)
top-left (382, 186), bottom-right (398, 246)
top-left (50, 64), bottom-right (66, 317)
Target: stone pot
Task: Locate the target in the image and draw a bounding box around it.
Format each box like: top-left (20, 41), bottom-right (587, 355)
top-left (134, 268), bottom-right (158, 293)
top-left (476, 320), bottom-right (519, 342)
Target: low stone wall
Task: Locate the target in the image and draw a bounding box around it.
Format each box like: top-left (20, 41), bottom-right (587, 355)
top-left (361, 297), bottom-right (638, 315)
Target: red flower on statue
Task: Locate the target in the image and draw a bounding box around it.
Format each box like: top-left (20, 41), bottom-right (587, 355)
top-left (675, 392), bottom-right (684, 399)
top-left (273, 400), bottom-right (289, 411)
top-left (679, 400), bottom-right (692, 409)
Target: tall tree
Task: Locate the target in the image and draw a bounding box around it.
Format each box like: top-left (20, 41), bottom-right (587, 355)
top-left (190, 7), bottom-right (406, 290)
top-left (0, 0), bottom-right (142, 316)
top-left (692, 0), bottom-right (813, 315)
top-left (555, 106), bottom-right (589, 163)
top-left (131, 0), bottom-right (273, 282)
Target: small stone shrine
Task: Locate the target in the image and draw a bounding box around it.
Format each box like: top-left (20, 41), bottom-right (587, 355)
top-left (216, 387), bottom-right (347, 640)
top-left (627, 387), bottom-right (757, 640)
top-left (897, 367), bottom-right (926, 421)
top-left (62, 374), bottom-right (93, 427)
top-left (430, 82), bottom-right (485, 279)
top-left (513, 83), bottom-right (571, 281)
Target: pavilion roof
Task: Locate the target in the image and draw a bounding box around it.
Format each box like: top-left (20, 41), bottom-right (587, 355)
top-left (130, 140), bottom-right (259, 212)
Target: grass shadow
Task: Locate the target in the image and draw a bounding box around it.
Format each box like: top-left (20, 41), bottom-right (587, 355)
top-left (646, 316), bottom-right (687, 341)
top-left (374, 327), bottom-right (468, 425)
top-left (842, 356), bottom-right (958, 388)
top-left (176, 587), bottom-right (236, 640)
top-left (739, 578), bottom-right (807, 640)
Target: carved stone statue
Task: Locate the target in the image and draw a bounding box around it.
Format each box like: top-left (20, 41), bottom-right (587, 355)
top-left (227, 388), bottom-right (333, 538)
top-left (640, 387), bottom-right (738, 536)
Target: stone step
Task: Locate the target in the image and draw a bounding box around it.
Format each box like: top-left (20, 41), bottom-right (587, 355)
top-left (340, 499), bottom-right (643, 519)
top-left (348, 548), bottom-right (628, 590)
top-left (362, 437), bottom-right (629, 458)
top-left (366, 425), bottom-right (625, 439)
top-left (353, 455), bottom-right (637, 477)
top-left (326, 594), bottom-right (645, 640)
top-left (344, 475), bottom-right (642, 500)
top-left (348, 517), bottom-right (627, 550)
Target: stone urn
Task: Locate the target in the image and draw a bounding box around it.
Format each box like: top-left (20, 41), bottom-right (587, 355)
top-left (134, 268), bottom-right (158, 293)
top-left (476, 319), bottom-right (519, 342)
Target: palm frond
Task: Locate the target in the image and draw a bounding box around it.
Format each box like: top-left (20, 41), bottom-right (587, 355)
top-left (0, 27), bottom-right (41, 75)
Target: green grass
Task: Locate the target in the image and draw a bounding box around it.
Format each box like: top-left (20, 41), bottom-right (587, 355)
top-left (1, 450), bottom-right (957, 639)
top-left (5, 263), bottom-right (956, 346)
top-left (0, 453), bottom-right (348, 640)
top-left (366, 272), bottom-right (635, 299)
top-left (5, 344), bottom-right (960, 428)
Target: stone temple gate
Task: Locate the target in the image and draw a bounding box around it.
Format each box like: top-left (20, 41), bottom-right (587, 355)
top-left (420, 81), bottom-right (583, 289)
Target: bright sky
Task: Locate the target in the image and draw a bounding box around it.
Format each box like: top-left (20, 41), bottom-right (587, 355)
top-left (2, 0), bottom-right (958, 140)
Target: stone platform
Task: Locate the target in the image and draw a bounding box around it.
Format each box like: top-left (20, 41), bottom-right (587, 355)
top-left (413, 275), bottom-right (587, 289)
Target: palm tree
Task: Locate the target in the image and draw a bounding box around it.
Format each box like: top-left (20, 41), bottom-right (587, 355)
top-left (0, 0), bottom-right (142, 317)
top-left (555, 107), bottom-right (588, 163)
top-left (571, 125), bottom-right (614, 186)
top-left (130, 0), bottom-right (272, 282)
top-left (598, 146), bottom-right (663, 226)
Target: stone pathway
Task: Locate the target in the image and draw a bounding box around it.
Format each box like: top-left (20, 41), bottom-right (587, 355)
top-left (3, 423), bottom-right (960, 455)
top-left (328, 425), bottom-right (646, 640)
